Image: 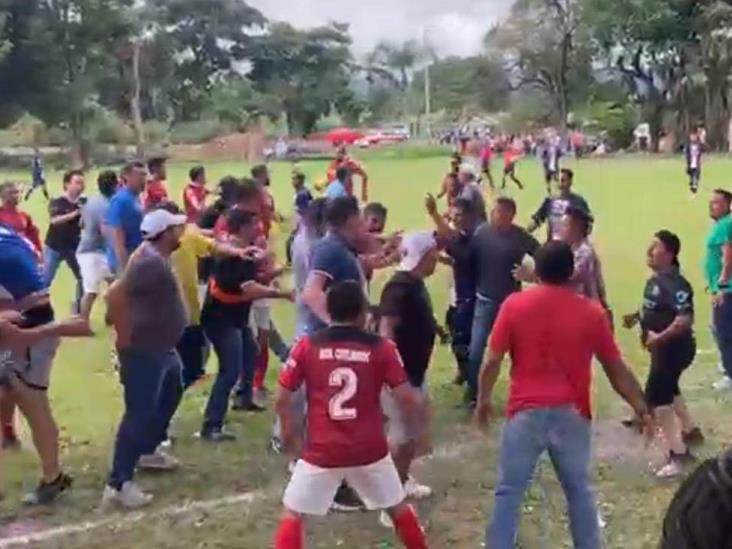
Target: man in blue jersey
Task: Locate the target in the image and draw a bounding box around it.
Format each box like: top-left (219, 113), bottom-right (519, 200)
top-left (106, 162), bottom-right (146, 273)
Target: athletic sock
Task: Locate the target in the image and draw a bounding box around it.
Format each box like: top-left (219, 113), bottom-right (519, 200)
top-left (274, 515), bottom-right (303, 549)
top-left (393, 505), bottom-right (427, 549)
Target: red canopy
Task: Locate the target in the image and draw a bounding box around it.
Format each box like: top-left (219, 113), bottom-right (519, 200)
top-left (324, 127), bottom-right (365, 145)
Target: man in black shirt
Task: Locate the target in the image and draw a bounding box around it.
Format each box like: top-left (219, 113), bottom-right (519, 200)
top-left (623, 230), bottom-right (702, 478)
top-left (380, 231), bottom-right (439, 501)
top-left (527, 169), bottom-right (590, 242)
top-left (43, 170), bottom-right (85, 312)
top-left (466, 197), bottom-right (540, 405)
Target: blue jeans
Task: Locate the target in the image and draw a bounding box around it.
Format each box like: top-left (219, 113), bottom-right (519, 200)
top-left (43, 246), bottom-right (82, 310)
top-left (176, 325), bottom-right (207, 389)
top-left (467, 295), bottom-right (503, 401)
top-left (713, 293), bottom-right (732, 379)
top-left (487, 407), bottom-right (599, 549)
top-left (109, 348), bottom-right (183, 489)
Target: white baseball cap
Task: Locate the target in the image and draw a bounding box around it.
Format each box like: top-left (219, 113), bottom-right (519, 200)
top-left (398, 231), bottom-right (438, 272)
top-left (140, 209), bottom-right (187, 240)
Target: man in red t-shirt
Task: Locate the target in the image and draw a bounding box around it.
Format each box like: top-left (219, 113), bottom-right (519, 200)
top-left (0, 181), bottom-right (43, 255)
top-left (475, 241), bottom-right (652, 549)
top-left (183, 165), bottom-right (209, 224)
top-left (501, 140), bottom-right (524, 190)
top-left (143, 157), bottom-right (169, 210)
top-left (326, 147), bottom-right (369, 202)
top-left (274, 281), bottom-right (427, 549)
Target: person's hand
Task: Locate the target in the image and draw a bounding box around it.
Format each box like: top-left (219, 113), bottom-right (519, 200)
top-left (638, 411), bottom-right (656, 445)
top-left (644, 331), bottom-right (661, 350)
top-left (425, 193), bottom-right (438, 216)
top-left (474, 400), bottom-right (494, 426)
top-left (512, 262), bottom-right (534, 283)
top-left (712, 292), bottom-right (725, 308)
top-left (281, 289), bottom-right (296, 302)
top-left (622, 313), bottom-right (639, 330)
top-left (0, 310), bottom-right (24, 324)
top-left (0, 321), bottom-right (30, 352)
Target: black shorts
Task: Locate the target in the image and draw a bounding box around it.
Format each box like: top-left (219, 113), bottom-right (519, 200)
top-left (504, 164), bottom-right (515, 175)
top-left (645, 339), bottom-right (696, 407)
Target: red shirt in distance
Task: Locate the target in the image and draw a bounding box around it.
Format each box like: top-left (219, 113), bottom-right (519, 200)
top-left (183, 182), bottom-right (208, 224)
top-left (489, 285), bottom-right (621, 419)
top-left (279, 326), bottom-right (408, 468)
top-left (143, 178), bottom-right (169, 210)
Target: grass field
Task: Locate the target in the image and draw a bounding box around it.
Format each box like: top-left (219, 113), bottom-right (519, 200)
top-left (1, 151), bottom-right (731, 548)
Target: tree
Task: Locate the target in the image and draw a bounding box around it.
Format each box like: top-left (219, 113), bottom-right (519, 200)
top-left (247, 22), bottom-right (356, 136)
top-left (367, 40), bottom-right (422, 90)
top-left (207, 76), bottom-right (280, 130)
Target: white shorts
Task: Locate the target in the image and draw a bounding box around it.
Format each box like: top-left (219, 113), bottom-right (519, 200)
top-left (283, 455), bottom-right (405, 516)
top-left (77, 252), bottom-right (111, 294)
top-left (250, 299), bottom-right (271, 331)
top-left (381, 383), bottom-right (431, 452)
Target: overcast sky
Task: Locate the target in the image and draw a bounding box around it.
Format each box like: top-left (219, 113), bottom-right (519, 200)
top-left (248, 0), bottom-right (514, 58)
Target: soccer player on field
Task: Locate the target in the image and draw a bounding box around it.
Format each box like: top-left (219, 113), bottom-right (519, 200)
top-left (325, 146), bottom-right (369, 202)
top-left (274, 281), bottom-right (428, 549)
top-left (501, 138), bottom-right (524, 190)
top-left (686, 131), bottom-right (703, 195)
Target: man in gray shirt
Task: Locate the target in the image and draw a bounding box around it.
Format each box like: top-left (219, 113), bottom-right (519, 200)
top-left (76, 171), bottom-right (118, 320)
top-left (102, 209), bottom-right (188, 510)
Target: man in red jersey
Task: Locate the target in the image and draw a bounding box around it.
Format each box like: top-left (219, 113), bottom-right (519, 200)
top-left (143, 157), bottom-right (169, 210)
top-left (274, 281), bottom-right (427, 549)
top-left (325, 146), bottom-right (369, 202)
top-left (0, 182), bottom-right (43, 255)
top-left (183, 166), bottom-right (209, 224)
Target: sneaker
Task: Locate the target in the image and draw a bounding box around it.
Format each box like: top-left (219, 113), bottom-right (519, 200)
top-left (100, 482), bottom-right (153, 510)
top-left (23, 472), bottom-right (73, 505)
top-left (405, 477), bottom-right (432, 500)
top-left (232, 400), bottom-right (266, 413)
top-left (713, 376), bottom-right (732, 390)
top-left (718, 362), bottom-right (726, 375)
top-left (200, 429), bottom-right (237, 443)
top-left (331, 483), bottom-right (364, 513)
top-left (683, 427), bottom-right (705, 447)
top-left (379, 510), bottom-right (394, 529)
top-left (269, 437), bottom-right (284, 455)
top-left (138, 450), bottom-right (180, 471)
top-left (656, 451), bottom-right (695, 480)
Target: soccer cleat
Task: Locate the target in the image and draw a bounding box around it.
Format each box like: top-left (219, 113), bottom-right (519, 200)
top-left (101, 482), bottom-right (153, 510)
top-left (23, 472), bottom-right (73, 505)
top-left (404, 477), bottom-right (432, 500)
top-left (713, 376), bottom-right (732, 391)
top-left (200, 429), bottom-right (237, 443)
top-left (138, 450), bottom-right (180, 471)
top-left (682, 427), bottom-right (705, 447)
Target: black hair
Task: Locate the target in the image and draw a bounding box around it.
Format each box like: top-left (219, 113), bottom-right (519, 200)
top-left (238, 178), bottom-right (261, 203)
top-left (561, 168), bottom-right (574, 181)
top-left (363, 202), bottom-right (387, 220)
top-left (147, 156), bottom-right (166, 172)
top-left (336, 166), bottom-right (350, 182)
top-left (714, 188), bottom-right (732, 204)
top-left (218, 176), bottom-right (241, 206)
top-left (227, 208), bottom-right (258, 234)
top-left (155, 200), bottom-right (183, 215)
top-left (326, 281), bottom-right (367, 323)
top-left (97, 170), bottom-right (118, 198)
top-left (660, 450), bottom-right (732, 549)
top-left (121, 160), bottom-right (145, 178)
top-left (454, 198), bottom-right (477, 217)
top-left (189, 165), bottom-right (205, 183)
top-left (655, 229), bottom-right (681, 267)
top-left (565, 206), bottom-right (593, 238)
top-left (305, 198), bottom-right (328, 233)
top-left (495, 196), bottom-right (517, 216)
top-left (535, 241), bottom-right (575, 285)
top-left (251, 164), bottom-right (268, 180)
top-left (292, 172), bottom-right (306, 185)
top-left (62, 169), bottom-right (84, 185)
top-left (325, 196), bottom-right (360, 228)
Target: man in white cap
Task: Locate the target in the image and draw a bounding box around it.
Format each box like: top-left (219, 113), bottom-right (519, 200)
top-left (102, 208), bottom-right (188, 509)
top-left (378, 231), bottom-right (439, 524)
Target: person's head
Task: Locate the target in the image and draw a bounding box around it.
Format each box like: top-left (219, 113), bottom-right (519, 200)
top-left (251, 164), bottom-right (270, 187)
top-left (326, 281), bottom-right (368, 328)
top-left (648, 230), bottom-right (681, 271)
top-left (446, 173), bottom-right (461, 195)
top-left (710, 189), bottom-right (732, 221)
top-left (559, 206), bottom-right (592, 244)
top-left (218, 176), bottom-right (241, 207)
top-left (140, 207), bottom-right (186, 254)
top-left (559, 168), bottom-right (573, 193)
top-left (62, 169), bottom-right (85, 199)
top-left (121, 161), bottom-right (147, 194)
top-left (363, 202), bottom-right (387, 235)
top-left (535, 240), bottom-right (575, 286)
top-left (453, 198), bottom-right (479, 234)
top-left (291, 172), bottom-right (306, 191)
top-left (490, 196), bottom-right (517, 230)
top-left (660, 449), bottom-right (732, 549)
top-left (0, 181), bottom-right (19, 208)
top-left (325, 196), bottom-right (363, 245)
top-left (335, 166), bottom-right (350, 184)
top-left (226, 207), bottom-right (260, 244)
top-left (335, 146), bottom-right (347, 162)
top-left (303, 197), bottom-right (327, 236)
top-left (189, 165), bottom-right (206, 186)
top-left (97, 170), bottom-right (119, 198)
top-left (398, 231), bottom-right (439, 279)
top-left (147, 157), bottom-right (167, 180)
top-left (236, 179), bottom-right (262, 214)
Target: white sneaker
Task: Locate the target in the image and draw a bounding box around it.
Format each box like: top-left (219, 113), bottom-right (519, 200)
top-left (713, 376), bottom-right (732, 391)
top-left (138, 450), bottom-right (180, 471)
top-left (717, 362), bottom-right (726, 375)
top-left (404, 477), bottom-right (432, 500)
top-left (655, 460), bottom-right (683, 479)
top-left (101, 482), bottom-right (153, 510)
top-left (379, 510), bottom-right (394, 529)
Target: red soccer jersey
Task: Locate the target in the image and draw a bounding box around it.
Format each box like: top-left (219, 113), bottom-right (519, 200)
top-left (258, 188), bottom-right (274, 239)
top-left (326, 157), bottom-right (366, 197)
top-left (504, 147), bottom-right (522, 168)
top-left (143, 178), bottom-right (169, 210)
top-left (183, 182), bottom-right (208, 223)
top-left (489, 285), bottom-right (620, 419)
top-left (279, 326), bottom-right (408, 468)
top-left (0, 206), bottom-right (42, 255)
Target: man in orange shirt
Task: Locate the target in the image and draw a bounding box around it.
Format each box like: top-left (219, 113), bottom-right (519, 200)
top-left (0, 182), bottom-right (43, 255)
top-left (501, 139), bottom-right (524, 190)
top-left (326, 147), bottom-right (369, 202)
top-left (143, 157), bottom-right (169, 210)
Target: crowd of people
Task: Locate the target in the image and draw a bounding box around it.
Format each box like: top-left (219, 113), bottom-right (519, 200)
top-left (0, 144), bottom-right (730, 548)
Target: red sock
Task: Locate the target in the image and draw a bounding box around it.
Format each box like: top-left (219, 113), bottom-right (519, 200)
top-left (2, 423), bottom-right (16, 440)
top-left (253, 334), bottom-right (269, 391)
top-left (393, 505), bottom-right (427, 549)
top-left (274, 515), bottom-right (303, 549)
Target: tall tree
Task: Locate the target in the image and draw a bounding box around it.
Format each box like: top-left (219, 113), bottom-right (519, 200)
top-left (368, 40), bottom-right (422, 90)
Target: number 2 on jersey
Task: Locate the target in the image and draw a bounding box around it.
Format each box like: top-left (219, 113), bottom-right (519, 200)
top-left (328, 367), bottom-right (358, 420)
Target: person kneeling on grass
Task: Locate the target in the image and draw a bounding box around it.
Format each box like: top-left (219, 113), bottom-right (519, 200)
top-left (274, 281), bottom-right (428, 549)
top-left (622, 230), bottom-right (704, 478)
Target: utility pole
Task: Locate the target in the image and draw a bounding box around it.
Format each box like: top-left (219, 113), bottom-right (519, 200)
top-left (423, 26), bottom-right (431, 138)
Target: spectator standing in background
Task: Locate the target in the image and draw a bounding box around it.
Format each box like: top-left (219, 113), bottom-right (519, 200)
top-left (143, 157), bottom-right (169, 210)
top-left (43, 170), bottom-right (86, 313)
top-left (25, 149), bottom-right (49, 201)
top-left (686, 132), bottom-right (703, 196)
top-left (286, 172), bottom-right (313, 265)
top-left (106, 162), bottom-right (146, 274)
top-left (76, 171), bottom-right (118, 321)
top-left (0, 181), bottom-right (43, 255)
top-left (292, 199), bottom-right (327, 339)
top-left (183, 165), bottom-right (209, 224)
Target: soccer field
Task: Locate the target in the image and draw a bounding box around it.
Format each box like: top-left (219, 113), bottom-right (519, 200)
top-left (1, 151), bottom-right (731, 548)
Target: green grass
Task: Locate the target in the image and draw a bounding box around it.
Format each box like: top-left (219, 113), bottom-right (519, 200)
top-left (1, 153), bottom-right (732, 548)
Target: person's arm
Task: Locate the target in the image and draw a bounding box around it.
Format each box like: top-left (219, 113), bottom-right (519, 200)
top-left (275, 340), bottom-right (307, 454)
top-left (526, 199), bottom-right (549, 234)
top-left (110, 226), bottom-right (129, 270)
top-left (0, 317), bottom-right (93, 352)
top-left (720, 242), bottom-right (732, 289)
top-left (425, 193), bottom-right (456, 238)
top-left (475, 301), bottom-right (512, 424)
top-left (239, 280), bottom-right (293, 303)
top-left (300, 272), bottom-right (330, 324)
top-left (49, 210), bottom-right (81, 225)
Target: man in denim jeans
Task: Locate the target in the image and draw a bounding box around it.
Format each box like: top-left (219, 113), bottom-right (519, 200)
top-left (466, 197), bottom-right (539, 406)
top-left (475, 241), bottom-right (651, 549)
